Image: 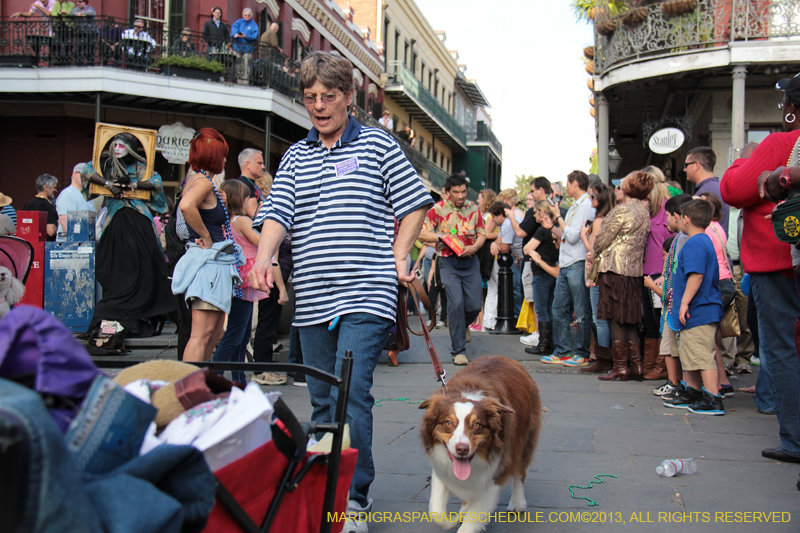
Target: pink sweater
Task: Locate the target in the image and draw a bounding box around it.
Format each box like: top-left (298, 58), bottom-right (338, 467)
top-left (720, 129), bottom-right (800, 274)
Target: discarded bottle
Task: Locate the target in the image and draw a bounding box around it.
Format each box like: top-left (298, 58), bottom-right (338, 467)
top-left (656, 458), bottom-right (697, 477)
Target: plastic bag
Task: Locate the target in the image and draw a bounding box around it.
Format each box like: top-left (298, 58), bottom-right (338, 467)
top-left (516, 301), bottom-right (536, 333)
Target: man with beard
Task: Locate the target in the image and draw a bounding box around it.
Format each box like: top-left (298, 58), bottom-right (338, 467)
top-left (23, 174), bottom-right (59, 241)
top-left (81, 132), bottom-right (174, 340)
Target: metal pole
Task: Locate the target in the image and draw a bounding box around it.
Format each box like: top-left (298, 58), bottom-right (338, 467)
top-left (731, 65), bottom-right (747, 160)
top-left (597, 92), bottom-right (609, 185)
top-left (94, 93), bottom-right (102, 124)
top-left (264, 113), bottom-right (272, 174)
top-left (491, 253), bottom-right (517, 334)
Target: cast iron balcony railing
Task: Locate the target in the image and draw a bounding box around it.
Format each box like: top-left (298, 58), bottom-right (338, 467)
top-left (594, 0), bottom-right (800, 75)
top-left (386, 61), bottom-right (467, 147)
top-left (0, 18), bottom-right (300, 99)
top-left (467, 121), bottom-right (503, 154)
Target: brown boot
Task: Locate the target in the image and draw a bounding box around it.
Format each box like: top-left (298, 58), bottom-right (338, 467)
top-left (644, 338), bottom-right (667, 380)
top-left (598, 341), bottom-right (629, 381)
top-left (387, 349), bottom-right (399, 367)
top-left (627, 340), bottom-right (644, 381)
top-left (582, 344), bottom-right (613, 373)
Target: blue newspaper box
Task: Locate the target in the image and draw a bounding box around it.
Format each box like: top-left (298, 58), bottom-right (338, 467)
top-left (44, 241), bottom-right (95, 332)
top-left (67, 210), bottom-right (96, 242)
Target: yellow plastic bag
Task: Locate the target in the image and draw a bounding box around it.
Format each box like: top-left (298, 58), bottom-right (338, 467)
top-left (516, 301), bottom-right (536, 333)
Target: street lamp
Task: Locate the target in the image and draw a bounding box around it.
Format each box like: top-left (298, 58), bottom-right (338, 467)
top-left (608, 138), bottom-right (622, 177)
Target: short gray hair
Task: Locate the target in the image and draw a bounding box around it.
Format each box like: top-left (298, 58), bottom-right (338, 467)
top-left (238, 148), bottom-right (262, 169)
top-left (242, 7), bottom-right (253, 16)
top-left (35, 173), bottom-right (57, 192)
top-left (299, 51), bottom-right (354, 94)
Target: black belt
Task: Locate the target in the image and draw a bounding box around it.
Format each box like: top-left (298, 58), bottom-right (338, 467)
top-left (732, 259), bottom-right (741, 266)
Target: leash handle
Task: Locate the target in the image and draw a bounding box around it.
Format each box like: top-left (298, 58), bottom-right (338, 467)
top-left (396, 279), bottom-right (445, 385)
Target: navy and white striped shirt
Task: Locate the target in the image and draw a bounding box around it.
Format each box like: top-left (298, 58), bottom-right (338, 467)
top-left (253, 117), bottom-right (433, 326)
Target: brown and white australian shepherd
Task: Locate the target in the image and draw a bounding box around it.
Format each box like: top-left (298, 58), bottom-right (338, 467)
top-left (419, 356), bottom-right (541, 532)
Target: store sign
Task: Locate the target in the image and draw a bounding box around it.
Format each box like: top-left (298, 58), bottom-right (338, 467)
top-left (648, 127), bottom-right (685, 155)
top-left (156, 122), bottom-right (195, 164)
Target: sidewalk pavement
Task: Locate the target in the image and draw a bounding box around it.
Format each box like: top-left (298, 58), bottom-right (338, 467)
top-left (121, 326), bottom-right (799, 532)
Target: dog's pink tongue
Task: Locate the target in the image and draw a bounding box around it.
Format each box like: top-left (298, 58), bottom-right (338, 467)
top-left (453, 457), bottom-right (471, 480)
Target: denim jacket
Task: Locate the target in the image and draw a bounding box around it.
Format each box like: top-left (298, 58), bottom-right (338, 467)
top-left (171, 241), bottom-right (242, 314)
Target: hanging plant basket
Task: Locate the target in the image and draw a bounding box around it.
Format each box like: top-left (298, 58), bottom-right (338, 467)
top-left (596, 18), bottom-right (617, 37)
top-left (584, 46), bottom-right (595, 59)
top-left (587, 7), bottom-right (596, 20)
top-left (587, 77), bottom-right (594, 91)
top-left (662, 0), bottom-right (698, 17)
top-left (585, 61), bottom-right (595, 75)
top-left (622, 6), bottom-right (649, 26)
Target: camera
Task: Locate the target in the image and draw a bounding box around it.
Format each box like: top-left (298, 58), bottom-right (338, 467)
top-left (585, 220), bottom-right (592, 228)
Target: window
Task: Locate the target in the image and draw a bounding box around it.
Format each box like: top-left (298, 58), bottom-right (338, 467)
top-left (383, 17), bottom-right (390, 60)
top-left (445, 157), bottom-right (450, 173)
top-left (427, 144), bottom-right (431, 160)
top-left (394, 30), bottom-right (400, 61)
top-left (434, 78), bottom-right (439, 103)
top-left (433, 147), bottom-right (438, 165)
top-left (747, 129), bottom-right (773, 144)
top-left (411, 51), bottom-right (417, 75)
top-left (420, 62), bottom-right (425, 84)
top-left (293, 36), bottom-right (303, 62)
top-left (428, 72), bottom-right (433, 92)
top-left (404, 40), bottom-right (409, 67)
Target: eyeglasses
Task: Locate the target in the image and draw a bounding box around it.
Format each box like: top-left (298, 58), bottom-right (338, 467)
top-left (302, 93), bottom-right (343, 106)
top-left (134, 26), bottom-right (144, 30)
top-left (683, 161), bottom-right (696, 169)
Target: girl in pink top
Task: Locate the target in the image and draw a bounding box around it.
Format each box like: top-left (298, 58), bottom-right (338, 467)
top-left (213, 180), bottom-right (287, 385)
top-left (700, 191), bottom-right (734, 397)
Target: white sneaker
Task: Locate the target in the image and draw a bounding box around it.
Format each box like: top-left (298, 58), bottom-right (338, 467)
top-left (252, 372), bottom-right (287, 386)
top-left (520, 331), bottom-right (540, 346)
top-left (343, 500), bottom-right (370, 533)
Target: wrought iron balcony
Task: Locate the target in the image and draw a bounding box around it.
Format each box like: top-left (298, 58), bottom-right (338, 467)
top-left (0, 19), bottom-right (300, 99)
top-left (385, 60), bottom-right (467, 150)
top-left (467, 121), bottom-right (503, 155)
top-left (594, 0), bottom-right (800, 75)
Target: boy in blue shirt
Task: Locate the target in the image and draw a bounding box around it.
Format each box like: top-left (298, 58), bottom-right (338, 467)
top-left (663, 199), bottom-right (725, 415)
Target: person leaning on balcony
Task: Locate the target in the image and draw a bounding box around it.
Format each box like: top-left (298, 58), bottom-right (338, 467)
top-left (202, 6), bottom-right (229, 54)
top-left (721, 71), bottom-right (800, 465)
top-left (120, 19), bottom-right (157, 67)
top-left (231, 7), bottom-right (259, 84)
top-left (11, 0), bottom-right (54, 19)
top-left (397, 124), bottom-right (415, 148)
top-left (70, 0), bottom-right (97, 66)
top-left (171, 27), bottom-right (197, 57)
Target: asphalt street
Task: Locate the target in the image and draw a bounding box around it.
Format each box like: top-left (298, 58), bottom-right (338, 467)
top-left (120, 325), bottom-right (799, 533)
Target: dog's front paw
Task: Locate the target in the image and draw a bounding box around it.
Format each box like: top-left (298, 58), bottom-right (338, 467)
top-left (432, 513), bottom-right (458, 530)
top-left (506, 499), bottom-right (527, 513)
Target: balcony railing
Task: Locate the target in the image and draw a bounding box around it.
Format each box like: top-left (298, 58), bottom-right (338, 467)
top-left (0, 19), bottom-right (301, 99)
top-left (594, 0), bottom-right (800, 74)
top-left (386, 61), bottom-right (467, 146)
top-left (468, 121), bottom-right (503, 154)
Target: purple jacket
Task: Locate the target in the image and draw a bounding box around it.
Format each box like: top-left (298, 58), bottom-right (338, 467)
top-left (643, 203), bottom-right (673, 276)
top-left (0, 305), bottom-right (100, 432)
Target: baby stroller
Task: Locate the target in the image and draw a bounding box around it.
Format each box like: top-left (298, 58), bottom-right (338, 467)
top-left (0, 235), bottom-right (33, 284)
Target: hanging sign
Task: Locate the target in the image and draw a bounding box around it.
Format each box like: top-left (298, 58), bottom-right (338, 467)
top-left (648, 127), bottom-right (685, 155)
top-left (156, 122), bottom-right (195, 164)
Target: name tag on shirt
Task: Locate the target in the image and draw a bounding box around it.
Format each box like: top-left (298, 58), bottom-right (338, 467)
top-left (335, 157), bottom-right (359, 177)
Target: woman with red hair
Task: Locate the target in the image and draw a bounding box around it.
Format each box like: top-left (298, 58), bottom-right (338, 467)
top-left (591, 171), bottom-right (654, 381)
top-left (177, 127), bottom-right (235, 362)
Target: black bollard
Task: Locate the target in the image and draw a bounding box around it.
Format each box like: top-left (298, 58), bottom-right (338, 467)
top-left (491, 253), bottom-right (517, 334)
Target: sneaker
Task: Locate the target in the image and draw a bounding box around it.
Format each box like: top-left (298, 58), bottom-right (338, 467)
top-left (519, 332), bottom-right (540, 346)
top-left (736, 363), bottom-right (752, 374)
top-left (453, 353), bottom-right (469, 366)
top-left (342, 517), bottom-right (368, 533)
top-left (724, 363), bottom-right (733, 377)
top-left (465, 328), bottom-right (471, 343)
top-left (434, 322), bottom-right (447, 330)
top-left (663, 383), bottom-right (702, 409)
top-left (481, 325), bottom-right (494, 333)
top-left (252, 372), bottom-right (287, 386)
top-left (293, 373), bottom-right (307, 387)
top-left (540, 354), bottom-right (571, 364)
top-left (652, 380), bottom-right (677, 396)
top-left (562, 355), bottom-right (590, 368)
top-left (750, 356), bottom-right (760, 366)
top-left (719, 384), bottom-right (735, 398)
top-left (468, 323), bottom-right (481, 331)
top-left (687, 389), bottom-right (725, 415)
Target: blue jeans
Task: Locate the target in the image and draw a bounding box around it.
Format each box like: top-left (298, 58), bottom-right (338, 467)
top-left (552, 261), bottom-right (592, 358)
top-left (532, 274), bottom-right (556, 323)
top-left (298, 312), bottom-right (393, 507)
top-left (750, 272), bottom-right (800, 457)
top-left (590, 284), bottom-right (610, 348)
top-left (212, 297), bottom-right (253, 384)
top-left (511, 260), bottom-right (523, 319)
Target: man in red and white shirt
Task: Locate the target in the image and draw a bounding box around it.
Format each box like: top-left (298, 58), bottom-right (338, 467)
top-left (420, 174), bottom-right (485, 365)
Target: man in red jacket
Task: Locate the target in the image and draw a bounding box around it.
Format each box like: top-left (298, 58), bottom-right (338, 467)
top-left (721, 73), bottom-right (800, 464)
